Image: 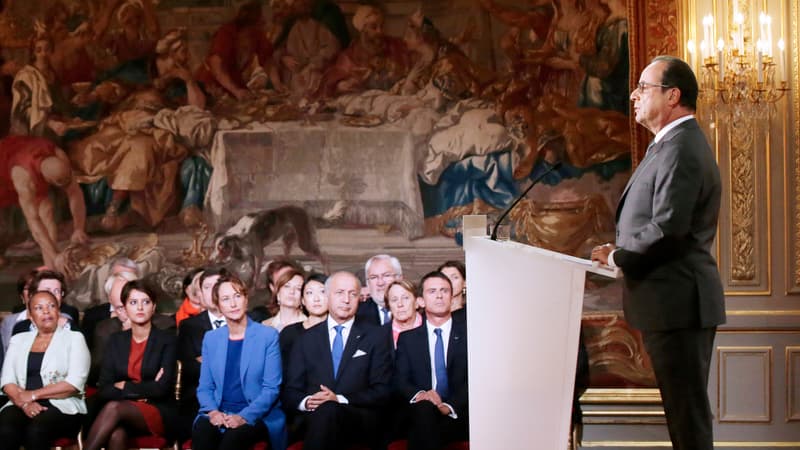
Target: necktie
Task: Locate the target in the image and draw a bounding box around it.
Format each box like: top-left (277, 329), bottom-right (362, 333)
top-left (213, 319), bottom-right (225, 329)
top-left (381, 307), bottom-right (391, 325)
top-left (331, 325), bottom-right (344, 378)
top-left (434, 328), bottom-right (449, 399)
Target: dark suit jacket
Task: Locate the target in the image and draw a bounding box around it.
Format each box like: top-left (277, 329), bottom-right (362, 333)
top-left (614, 119), bottom-right (725, 331)
top-left (282, 319), bottom-right (393, 410)
top-left (82, 303), bottom-right (112, 350)
top-left (393, 319), bottom-right (468, 418)
top-left (98, 327), bottom-right (178, 437)
top-left (355, 299), bottom-right (382, 327)
top-left (177, 311), bottom-right (213, 400)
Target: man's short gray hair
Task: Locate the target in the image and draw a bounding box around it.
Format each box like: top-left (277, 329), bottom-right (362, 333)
top-left (103, 270), bottom-right (139, 296)
top-left (364, 254), bottom-right (402, 277)
top-left (110, 256), bottom-right (141, 278)
top-left (324, 271), bottom-right (362, 295)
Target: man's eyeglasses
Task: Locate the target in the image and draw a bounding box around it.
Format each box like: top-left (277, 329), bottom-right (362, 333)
top-left (636, 81), bottom-right (672, 91)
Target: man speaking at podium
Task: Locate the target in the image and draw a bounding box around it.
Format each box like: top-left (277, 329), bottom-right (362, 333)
top-left (591, 55), bottom-right (725, 450)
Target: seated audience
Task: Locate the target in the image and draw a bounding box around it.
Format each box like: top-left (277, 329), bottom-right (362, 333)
top-left (82, 257), bottom-right (141, 350)
top-left (283, 271), bottom-right (392, 449)
top-left (177, 267), bottom-right (228, 440)
top-left (279, 273), bottom-right (328, 369)
top-left (0, 290), bottom-right (90, 450)
top-left (0, 269), bottom-right (38, 353)
top-left (385, 280), bottom-right (423, 348)
top-left (263, 268), bottom-right (306, 332)
top-left (176, 268), bottom-right (205, 326)
top-left (87, 270), bottom-right (139, 387)
top-left (437, 260), bottom-right (466, 322)
top-left (393, 271), bottom-right (469, 450)
top-left (84, 281), bottom-right (177, 450)
top-left (194, 274), bottom-right (287, 450)
top-left (250, 258), bottom-right (304, 322)
top-left (357, 254), bottom-right (403, 326)
top-left (12, 269), bottom-right (79, 336)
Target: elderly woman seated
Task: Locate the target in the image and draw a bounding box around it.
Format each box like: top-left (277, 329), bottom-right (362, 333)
top-left (194, 274), bottom-right (287, 450)
top-left (0, 290), bottom-right (90, 450)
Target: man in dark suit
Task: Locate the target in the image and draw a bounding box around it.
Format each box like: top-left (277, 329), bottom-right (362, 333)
top-left (355, 254), bottom-right (402, 327)
top-left (177, 267), bottom-right (228, 441)
top-left (592, 55), bottom-right (725, 450)
top-left (283, 271), bottom-right (393, 450)
top-left (393, 271), bottom-right (468, 450)
top-left (80, 257), bottom-right (141, 349)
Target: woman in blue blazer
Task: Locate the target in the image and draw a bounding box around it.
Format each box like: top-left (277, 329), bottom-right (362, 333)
top-left (194, 274), bottom-right (287, 450)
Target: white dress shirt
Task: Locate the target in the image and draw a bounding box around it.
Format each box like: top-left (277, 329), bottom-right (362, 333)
top-left (410, 318), bottom-right (457, 418)
top-left (207, 311), bottom-right (227, 329)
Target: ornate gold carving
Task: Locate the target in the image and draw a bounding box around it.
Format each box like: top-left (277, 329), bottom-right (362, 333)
top-left (793, 0), bottom-right (800, 289)
top-left (729, 114), bottom-right (757, 281)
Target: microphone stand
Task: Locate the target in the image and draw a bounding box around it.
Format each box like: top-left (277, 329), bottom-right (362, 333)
top-left (490, 161), bottom-right (562, 241)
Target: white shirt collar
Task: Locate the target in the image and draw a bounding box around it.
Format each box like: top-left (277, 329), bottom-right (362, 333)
top-left (654, 114), bottom-right (695, 143)
top-left (207, 310), bottom-right (226, 327)
top-left (327, 315), bottom-right (355, 331)
top-left (425, 317), bottom-right (453, 336)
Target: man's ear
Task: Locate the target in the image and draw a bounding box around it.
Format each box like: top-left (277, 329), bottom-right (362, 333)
top-left (416, 296), bottom-right (425, 309)
top-left (669, 88), bottom-right (681, 106)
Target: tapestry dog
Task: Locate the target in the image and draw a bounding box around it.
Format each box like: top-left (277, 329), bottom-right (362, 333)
top-left (211, 205), bottom-right (329, 288)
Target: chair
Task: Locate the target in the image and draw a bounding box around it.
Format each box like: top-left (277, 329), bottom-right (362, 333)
top-left (181, 439), bottom-right (268, 450)
top-left (387, 440), bottom-right (469, 450)
top-left (51, 436), bottom-right (80, 450)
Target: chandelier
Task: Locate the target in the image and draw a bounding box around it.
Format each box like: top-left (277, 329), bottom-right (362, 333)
top-left (686, 7), bottom-right (789, 118)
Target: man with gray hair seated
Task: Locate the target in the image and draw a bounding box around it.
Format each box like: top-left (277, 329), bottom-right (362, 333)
top-left (81, 256), bottom-right (141, 350)
top-left (355, 254), bottom-right (403, 326)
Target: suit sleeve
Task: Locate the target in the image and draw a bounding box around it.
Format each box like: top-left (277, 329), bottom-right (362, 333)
top-left (196, 332), bottom-right (217, 413)
top-left (617, 141), bottom-right (704, 275)
top-left (392, 331), bottom-right (420, 401)
top-left (97, 333), bottom-right (126, 401)
top-left (177, 319), bottom-right (201, 386)
top-left (238, 328), bottom-right (282, 424)
top-left (282, 333), bottom-right (309, 410)
top-left (345, 328), bottom-right (393, 407)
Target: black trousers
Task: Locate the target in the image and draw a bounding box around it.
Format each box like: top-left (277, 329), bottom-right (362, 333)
top-left (192, 415), bottom-right (267, 450)
top-left (642, 327), bottom-right (717, 450)
top-left (406, 401), bottom-right (468, 450)
top-left (298, 402), bottom-right (381, 450)
top-left (0, 404), bottom-right (83, 450)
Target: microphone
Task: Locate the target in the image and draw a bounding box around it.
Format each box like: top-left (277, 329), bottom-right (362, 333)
top-left (490, 161), bottom-right (562, 241)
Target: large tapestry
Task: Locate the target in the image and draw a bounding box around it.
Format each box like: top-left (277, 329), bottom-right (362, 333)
top-left (0, 0), bottom-right (650, 387)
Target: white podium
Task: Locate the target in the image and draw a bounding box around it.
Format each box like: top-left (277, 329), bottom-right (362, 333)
top-left (463, 218), bottom-right (619, 450)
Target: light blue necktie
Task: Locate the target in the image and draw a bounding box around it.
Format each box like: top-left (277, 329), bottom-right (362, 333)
top-left (332, 325), bottom-right (344, 378)
top-left (434, 328), bottom-right (449, 399)
top-left (381, 307), bottom-right (391, 325)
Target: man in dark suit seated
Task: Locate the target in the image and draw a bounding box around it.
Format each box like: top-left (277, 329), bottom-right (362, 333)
top-left (81, 256), bottom-right (141, 350)
top-left (393, 271), bottom-right (468, 450)
top-left (355, 254), bottom-right (403, 327)
top-left (283, 271), bottom-right (393, 450)
top-left (177, 267), bottom-right (229, 441)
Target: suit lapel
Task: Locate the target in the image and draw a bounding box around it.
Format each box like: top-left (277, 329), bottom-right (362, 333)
top-left (240, 319), bottom-right (255, 382)
top-left (201, 311), bottom-right (213, 332)
top-left (447, 322), bottom-right (464, 368)
top-left (418, 327), bottom-right (433, 389)
top-left (335, 322), bottom-right (363, 382)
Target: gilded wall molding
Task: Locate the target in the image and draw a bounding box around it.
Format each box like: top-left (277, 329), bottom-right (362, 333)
top-left (792, 0), bottom-right (800, 291)
top-left (729, 119), bottom-right (756, 281)
top-left (787, 347), bottom-right (800, 421)
top-left (717, 346), bottom-right (773, 422)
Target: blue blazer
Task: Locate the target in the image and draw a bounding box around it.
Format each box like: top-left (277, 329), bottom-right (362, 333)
top-left (196, 319), bottom-right (287, 450)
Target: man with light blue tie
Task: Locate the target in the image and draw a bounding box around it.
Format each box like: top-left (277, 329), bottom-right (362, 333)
top-left (356, 254), bottom-right (403, 326)
top-left (283, 271), bottom-right (393, 450)
top-left (393, 271), bottom-right (469, 450)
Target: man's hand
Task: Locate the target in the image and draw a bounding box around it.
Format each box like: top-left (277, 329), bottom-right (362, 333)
top-left (305, 384), bottom-right (339, 411)
top-left (416, 389), bottom-right (442, 406)
top-left (591, 243), bottom-right (615, 265)
top-left (114, 381), bottom-right (126, 390)
top-left (223, 414), bottom-right (247, 429)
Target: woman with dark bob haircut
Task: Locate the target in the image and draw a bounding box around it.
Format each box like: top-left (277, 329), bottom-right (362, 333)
top-left (84, 280), bottom-right (177, 450)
